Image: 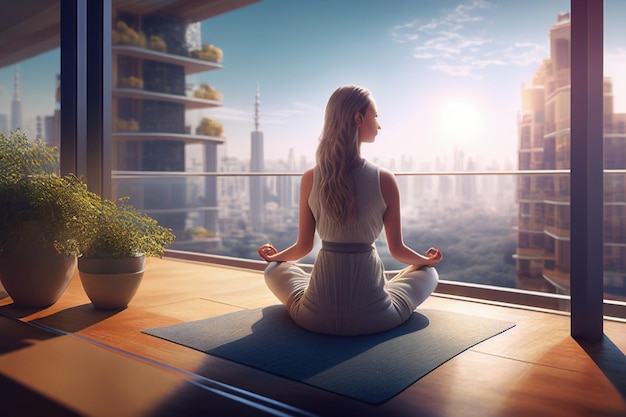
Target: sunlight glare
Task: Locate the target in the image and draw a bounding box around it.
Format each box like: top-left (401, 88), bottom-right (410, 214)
top-left (436, 99), bottom-right (485, 147)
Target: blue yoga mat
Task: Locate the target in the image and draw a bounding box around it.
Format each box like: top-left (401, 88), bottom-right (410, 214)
top-left (143, 305), bottom-right (514, 404)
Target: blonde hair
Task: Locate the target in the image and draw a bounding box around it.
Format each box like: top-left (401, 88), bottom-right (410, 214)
top-left (316, 85), bottom-right (372, 224)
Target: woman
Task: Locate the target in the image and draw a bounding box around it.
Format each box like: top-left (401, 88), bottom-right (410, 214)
top-left (258, 85), bottom-right (442, 336)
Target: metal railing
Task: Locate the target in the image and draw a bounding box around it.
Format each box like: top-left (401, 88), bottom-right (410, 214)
top-left (113, 169), bottom-right (626, 320)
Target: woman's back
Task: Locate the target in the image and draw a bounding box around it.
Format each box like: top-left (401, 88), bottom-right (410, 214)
top-left (290, 159), bottom-right (398, 335)
top-left (309, 160), bottom-right (386, 244)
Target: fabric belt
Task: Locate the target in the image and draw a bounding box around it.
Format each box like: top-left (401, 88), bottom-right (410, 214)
top-left (321, 241), bottom-right (374, 253)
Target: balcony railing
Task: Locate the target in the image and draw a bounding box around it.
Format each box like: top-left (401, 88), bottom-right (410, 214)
top-left (111, 169), bottom-right (626, 319)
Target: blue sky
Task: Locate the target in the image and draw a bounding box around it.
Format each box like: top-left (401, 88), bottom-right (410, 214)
top-left (2, 0), bottom-right (626, 169)
top-left (194, 0), bottom-right (626, 168)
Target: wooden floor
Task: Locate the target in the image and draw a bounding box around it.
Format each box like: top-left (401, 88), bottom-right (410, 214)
top-left (1, 256), bottom-right (625, 417)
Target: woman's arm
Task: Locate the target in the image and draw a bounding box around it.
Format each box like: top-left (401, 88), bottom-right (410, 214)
top-left (379, 167), bottom-right (442, 267)
top-left (258, 169), bottom-right (316, 262)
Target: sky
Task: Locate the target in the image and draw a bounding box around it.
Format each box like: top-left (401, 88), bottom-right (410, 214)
top-left (2, 0), bottom-right (626, 170)
top-left (193, 0), bottom-right (626, 169)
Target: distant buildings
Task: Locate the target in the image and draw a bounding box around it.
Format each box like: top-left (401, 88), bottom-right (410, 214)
top-left (0, 114), bottom-right (7, 132)
top-left (11, 66), bottom-right (22, 131)
top-left (516, 13), bottom-right (626, 299)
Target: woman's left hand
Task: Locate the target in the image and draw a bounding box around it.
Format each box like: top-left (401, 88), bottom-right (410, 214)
top-left (424, 247), bottom-right (443, 264)
top-left (258, 243), bottom-right (278, 262)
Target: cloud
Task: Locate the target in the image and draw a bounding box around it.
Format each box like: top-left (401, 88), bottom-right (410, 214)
top-left (207, 106), bottom-right (251, 122)
top-left (391, 0), bottom-right (547, 78)
top-left (209, 101), bottom-right (319, 127)
top-left (258, 101), bottom-right (320, 126)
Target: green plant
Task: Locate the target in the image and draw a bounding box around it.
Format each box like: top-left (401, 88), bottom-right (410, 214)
top-left (77, 195), bottom-right (175, 259)
top-left (0, 130), bottom-right (82, 255)
top-left (0, 130), bottom-right (175, 259)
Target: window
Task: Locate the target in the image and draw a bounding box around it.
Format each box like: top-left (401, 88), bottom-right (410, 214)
top-left (1, 1), bottom-right (622, 326)
top-left (604, 0), bottom-right (626, 304)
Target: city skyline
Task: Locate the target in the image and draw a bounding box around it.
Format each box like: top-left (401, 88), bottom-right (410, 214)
top-left (2, 1), bottom-right (626, 168)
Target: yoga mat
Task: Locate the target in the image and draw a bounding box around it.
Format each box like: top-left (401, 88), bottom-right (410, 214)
top-left (143, 305), bottom-right (514, 404)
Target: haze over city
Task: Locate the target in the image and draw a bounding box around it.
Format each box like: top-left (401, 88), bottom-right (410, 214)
top-left (2, 0), bottom-right (626, 169)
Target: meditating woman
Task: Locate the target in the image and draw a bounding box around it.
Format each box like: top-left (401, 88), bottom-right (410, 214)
top-left (258, 84), bottom-right (442, 336)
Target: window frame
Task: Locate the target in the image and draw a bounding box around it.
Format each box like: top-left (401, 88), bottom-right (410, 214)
top-left (58, 0), bottom-right (611, 340)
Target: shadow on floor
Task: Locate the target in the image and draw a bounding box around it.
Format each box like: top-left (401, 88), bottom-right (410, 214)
top-left (578, 334), bottom-right (626, 399)
top-left (34, 303), bottom-right (123, 333)
top-left (0, 374), bottom-right (82, 417)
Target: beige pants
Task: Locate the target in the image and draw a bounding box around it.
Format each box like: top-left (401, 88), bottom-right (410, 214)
top-left (264, 262), bottom-right (439, 336)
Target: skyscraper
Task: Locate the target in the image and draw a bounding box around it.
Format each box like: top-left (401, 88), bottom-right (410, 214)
top-left (516, 13), bottom-right (626, 299)
top-left (109, 5), bottom-right (240, 241)
top-left (0, 114), bottom-right (7, 133)
top-left (279, 148), bottom-right (296, 208)
top-left (250, 86), bottom-right (265, 231)
top-left (11, 66), bottom-right (22, 131)
top-left (36, 115), bottom-right (42, 139)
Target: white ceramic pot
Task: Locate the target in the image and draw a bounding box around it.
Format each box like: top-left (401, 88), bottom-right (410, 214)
top-left (78, 254), bottom-right (146, 309)
top-left (79, 270), bottom-right (144, 309)
top-left (78, 254), bottom-right (146, 274)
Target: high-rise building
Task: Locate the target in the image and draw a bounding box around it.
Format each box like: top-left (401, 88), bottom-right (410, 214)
top-left (35, 115), bottom-right (43, 140)
top-left (44, 115), bottom-right (54, 146)
top-left (516, 13), bottom-right (626, 299)
top-left (436, 156), bottom-right (452, 203)
top-left (0, 114), bottom-right (7, 133)
top-left (453, 147), bottom-right (477, 207)
top-left (109, 2), bottom-right (256, 243)
top-left (249, 86), bottom-right (265, 232)
top-left (11, 66), bottom-right (22, 131)
top-left (398, 155), bottom-right (412, 208)
top-left (276, 148), bottom-right (295, 209)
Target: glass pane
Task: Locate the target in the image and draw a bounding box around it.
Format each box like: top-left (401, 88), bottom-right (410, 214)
top-left (604, 0), bottom-right (626, 303)
top-left (0, 9), bottom-right (60, 157)
top-left (110, 6), bottom-right (230, 244)
top-left (111, 1), bottom-right (576, 298)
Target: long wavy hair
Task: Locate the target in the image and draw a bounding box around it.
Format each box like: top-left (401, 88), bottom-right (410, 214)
top-left (316, 85), bottom-right (372, 224)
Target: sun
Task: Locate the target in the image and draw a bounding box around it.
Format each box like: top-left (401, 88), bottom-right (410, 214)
top-left (436, 99), bottom-right (485, 146)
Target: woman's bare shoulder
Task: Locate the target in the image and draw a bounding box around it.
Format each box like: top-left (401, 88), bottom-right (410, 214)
top-left (378, 167), bottom-right (397, 186)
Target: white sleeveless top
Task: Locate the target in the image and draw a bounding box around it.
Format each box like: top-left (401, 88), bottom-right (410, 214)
top-left (295, 160), bottom-right (397, 334)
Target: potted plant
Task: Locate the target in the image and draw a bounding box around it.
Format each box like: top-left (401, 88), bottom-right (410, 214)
top-left (0, 130), bottom-right (176, 309)
top-left (76, 195), bottom-right (175, 309)
top-left (0, 130), bottom-right (83, 307)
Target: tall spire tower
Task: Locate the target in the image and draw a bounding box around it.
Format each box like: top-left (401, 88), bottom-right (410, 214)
top-left (11, 66), bottom-right (22, 131)
top-left (250, 85), bottom-right (265, 231)
top-left (254, 84), bottom-right (260, 131)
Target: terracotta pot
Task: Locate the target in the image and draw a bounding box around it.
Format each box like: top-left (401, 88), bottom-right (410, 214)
top-left (78, 254), bottom-right (145, 309)
top-left (0, 243), bottom-right (76, 308)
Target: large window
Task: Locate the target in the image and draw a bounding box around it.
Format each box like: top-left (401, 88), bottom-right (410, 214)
top-left (1, 1), bottom-right (624, 316)
top-left (144, 0), bottom-right (578, 299)
top-left (0, 11), bottom-right (60, 156)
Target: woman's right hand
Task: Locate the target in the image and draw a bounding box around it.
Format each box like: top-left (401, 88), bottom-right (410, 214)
top-left (258, 243), bottom-right (278, 262)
